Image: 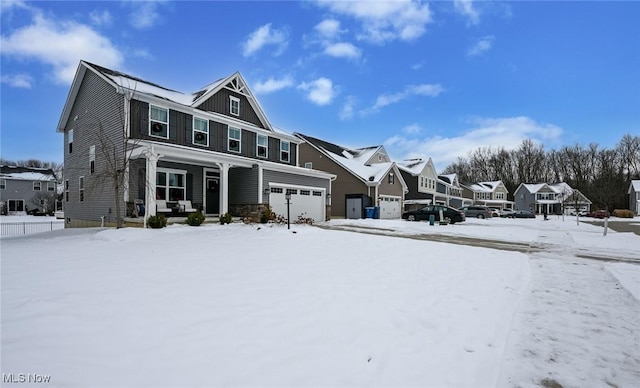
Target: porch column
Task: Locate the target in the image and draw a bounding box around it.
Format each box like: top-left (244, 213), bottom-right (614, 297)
top-left (220, 162), bottom-right (229, 214)
top-left (257, 164), bottom-right (264, 203)
top-left (144, 148), bottom-right (161, 225)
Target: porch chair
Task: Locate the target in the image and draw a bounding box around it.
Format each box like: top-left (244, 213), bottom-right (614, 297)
top-left (178, 200), bottom-right (197, 213)
top-left (156, 200), bottom-right (173, 215)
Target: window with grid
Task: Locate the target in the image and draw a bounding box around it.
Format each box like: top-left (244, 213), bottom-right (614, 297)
top-left (65, 180), bottom-right (69, 202)
top-left (257, 134), bottom-right (268, 158)
top-left (193, 117), bottom-right (209, 146)
top-left (48, 182), bottom-right (55, 192)
top-left (90, 145), bottom-right (95, 174)
top-left (149, 105), bottom-right (169, 138)
top-left (280, 140), bottom-right (290, 162)
top-left (228, 126), bottom-right (241, 153)
top-left (33, 181), bottom-right (41, 191)
top-left (79, 176), bottom-right (84, 202)
top-left (0, 179), bottom-right (5, 190)
top-left (230, 96), bottom-right (240, 116)
top-left (156, 170), bottom-right (186, 201)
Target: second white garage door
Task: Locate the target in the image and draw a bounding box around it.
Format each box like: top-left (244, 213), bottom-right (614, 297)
top-left (379, 196), bottom-right (401, 219)
top-left (269, 185), bottom-right (326, 222)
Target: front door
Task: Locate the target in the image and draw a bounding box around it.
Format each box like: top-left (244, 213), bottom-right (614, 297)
top-left (206, 177), bottom-right (220, 215)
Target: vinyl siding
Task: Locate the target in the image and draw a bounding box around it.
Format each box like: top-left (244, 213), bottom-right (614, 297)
top-left (62, 70), bottom-right (125, 226)
top-left (0, 179), bottom-right (57, 211)
top-left (195, 89), bottom-right (265, 128)
top-left (229, 166), bottom-right (259, 205)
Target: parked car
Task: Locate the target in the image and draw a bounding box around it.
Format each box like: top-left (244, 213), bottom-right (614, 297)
top-left (402, 205), bottom-right (466, 224)
top-left (500, 209), bottom-right (516, 218)
top-left (591, 210), bottom-right (610, 219)
top-left (489, 207), bottom-right (502, 217)
top-left (512, 210), bottom-right (536, 219)
top-left (458, 205), bottom-right (493, 219)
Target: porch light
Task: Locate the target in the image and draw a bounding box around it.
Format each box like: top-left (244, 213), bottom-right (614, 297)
top-left (285, 192), bottom-right (291, 230)
top-left (326, 193), bottom-right (331, 200)
top-left (264, 187), bottom-right (270, 194)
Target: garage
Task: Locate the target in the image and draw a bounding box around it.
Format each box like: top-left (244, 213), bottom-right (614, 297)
top-left (378, 195), bottom-right (401, 219)
top-left (269, 184), bottom-right (326, 222)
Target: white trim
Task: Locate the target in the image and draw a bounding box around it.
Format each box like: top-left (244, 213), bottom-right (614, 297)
top-left (149, 104), bottom-right (169, 139)
top-left (280, 140), bottom-right (290, 163)
top-left (256, 133), bottom-right (268, 159)
top-left (229, 96), bottom-right (240, 116)
top-left (267, 182), bottom-right (326, 192)
top-left (192, 116), bottom-right (209, 147)
top-left (228, 126), bottom-right (241, 153)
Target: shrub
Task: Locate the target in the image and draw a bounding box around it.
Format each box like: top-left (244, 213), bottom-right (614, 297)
top-left (613, 209), bottom-right (634, 218)
top-left (147, 214), bottom-right (167, 229)
top-left (294, 213), bottom-right (314, 225)
top-left (260, 206), bottom-right (275, 223)
top-left (186, 211), bottom-right (205, 226)
top-left (219, 212), bottom-right (233, 225)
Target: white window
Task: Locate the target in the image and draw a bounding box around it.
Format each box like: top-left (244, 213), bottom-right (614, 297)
top-left (65, 180), bottom-right (69, 202)
top-left (280, 140), bottom-right (290, 162)
top-left (79, 176), bottom-right (84, 202)
top-left (228, 126), bottom-right (241, 153)
top-left (257, 134), bottom-right (268, 158)
top-left (33, 181), bottom-right (41, 191)
top-left (156, 169), bottom-right (186, 201)
top-left (89, 145), bottom-right (95, 174)
top-left (149, 105), bottom-right (169, 138)
top-left (47, 182), bottom-right (55, 192)
top-left (68, 129), bottom-right (74, 154)
top-left (0, 179), bottom-right (5, 190)
top-left (230, 96), bottom-right (240, 116)
top-left (193, 117), bottom-right (209, 146)
top-left (304, 162), bottom-right (312, 169)
top-left (496, 192), bottom-right (505, 200)
top-left (389, 173), bottom-right (394, 185)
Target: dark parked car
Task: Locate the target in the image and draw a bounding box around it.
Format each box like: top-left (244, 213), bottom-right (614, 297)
top-left (458, 205), bottom-right (493, 219)
top-left (402, 205), bottom-right (466, 224)
top-left (512, 210), bottom-right (536, 219)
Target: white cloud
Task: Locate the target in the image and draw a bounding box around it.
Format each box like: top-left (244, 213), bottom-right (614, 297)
top-left (403, 123), bottom-right (422, 135)
top-left (323, 42), bottom-right (361, 59)
top-left (314, 0), bottom-right (432, 44)
top-left (454, 0), bottom-right (480, 26)
top-left (1, 73), bottom-right (33, 88)
top-left (89, 9), bottom-right (111, 26)
top-left (367, 83), bottom-right (444, 112)
top-left (253, 75), bottom-right (294, 94)
top-left (315, 18), bottom-right (342, 38)
top-left (340, 96), bottom-right (356, 120)
top-left (242, 23), bottom-right (288, 57)
top-left (297, 77), bottom-right (336, 106)
top-left (127, 1), bottom-right (164, 30)
top-left (467, 35), bottom-right (494, 57)
top-left (384, 116), bottom-right (563, 171)
top-left (0, 12), bottom-right (124, 84)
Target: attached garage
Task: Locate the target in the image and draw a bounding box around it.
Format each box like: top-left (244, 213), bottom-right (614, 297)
top-left (268, 184), bottom-right (326, 222)
top-left (378, 195), bottom-right (402, 219)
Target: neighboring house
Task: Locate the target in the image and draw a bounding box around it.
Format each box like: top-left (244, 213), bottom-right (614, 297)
top-left (295, 133), bottom-right (407, 219)
top-left (57, 61), bottom-right (334, 227)
top-left (436, 173), bottom-right (469, 208)
top-left (628, 180), bottom-right (640, 215)
top-left (397, 158), bottom-right (439, 211)
top-left (462, 180), bottom-right (514, 210)
top-left (0, 165), bottom-right (58, 215)
top-left (514, 182), bottom-right (591, 214)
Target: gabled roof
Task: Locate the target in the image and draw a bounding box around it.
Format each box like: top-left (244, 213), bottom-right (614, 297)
top-left (629, 180), bottom-right (640, 193)
top-left (0, 165), bottom-right (57, 181)
top-left (295, 133), bottom-right (402, 186)
top-left (463, 180), bottom-right (507, 193)
top-left (58, 61), bottom-right (273, 132)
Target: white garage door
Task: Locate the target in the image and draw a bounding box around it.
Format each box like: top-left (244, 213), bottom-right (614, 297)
top-left (379, 196), bottom-right (401, 219)
top-left (269, 185), bottom-right (325, 222)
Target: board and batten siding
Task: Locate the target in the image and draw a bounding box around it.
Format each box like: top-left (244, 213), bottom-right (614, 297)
top-left (229, 166), bottom-right (259, 205)
top-left (195, 89), bottom-right (265, 129)
top-left (63, 69), bottom-right (125, 227)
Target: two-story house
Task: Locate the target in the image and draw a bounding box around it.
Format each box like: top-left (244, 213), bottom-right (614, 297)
top-left (462, 180), bottom-right (514, 210)
top-left (397, 158), bottom-right (439, 211)
top-left (629, 180), bottom-right (640, 215)
top-left (514, 182), bottom-right (591, 214)
top-left (57, 61), bottom-right (334, 227)
top-left (436, 173), bottom-right (468, 208)
top-left (295, 133), bottom-right (406, 219)
top-left (0, 165), bottom-right (58, 215)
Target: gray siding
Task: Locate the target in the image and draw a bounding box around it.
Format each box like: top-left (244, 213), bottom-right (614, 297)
top-left (195, 89), bottom-right (265, 128)
top-left (514, 188), bottom-right (534, 211)
top-left (62, 70), bottom-right (125, 226)
top-left (229, 166), bottom-right (259, 205)
top-left (1, 179), bottom-right (57, 212)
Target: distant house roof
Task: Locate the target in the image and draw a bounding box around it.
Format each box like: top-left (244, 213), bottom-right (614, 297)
top-left (629, 180), bottom-right (640, 194)
top-left (0, 165), bottom-right (57, 181)
top-left (517, 182), bottom-right (591, 203)
top-left (397, 158), bottom-right (429, 176)
top-left (295, 133), bottom-right (402, 186)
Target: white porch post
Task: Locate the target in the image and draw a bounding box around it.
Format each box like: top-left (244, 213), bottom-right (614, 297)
top-left (220, 162), bottom-right (229, 214)
top-left (144, 148), bottom-right (161, 228)
top-left (257, 164), bottom-right (264, 203)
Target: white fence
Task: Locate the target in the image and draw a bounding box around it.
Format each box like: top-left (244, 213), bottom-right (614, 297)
top-left (1, 221), bottom-right (65, 237)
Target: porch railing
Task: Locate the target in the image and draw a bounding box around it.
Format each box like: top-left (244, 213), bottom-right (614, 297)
top-left (1, 221), bottom-right (65, 237)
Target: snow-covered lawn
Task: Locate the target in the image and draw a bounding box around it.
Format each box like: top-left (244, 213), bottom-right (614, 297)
top-left (1, 218), bottom-right (639, 387)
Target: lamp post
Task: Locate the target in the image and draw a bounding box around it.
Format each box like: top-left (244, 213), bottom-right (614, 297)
top-left (285, 192), bottom-right (291, 230)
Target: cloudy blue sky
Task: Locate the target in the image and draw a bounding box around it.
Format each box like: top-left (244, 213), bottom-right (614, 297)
top-left (1, 0), bottom-right (639, 171)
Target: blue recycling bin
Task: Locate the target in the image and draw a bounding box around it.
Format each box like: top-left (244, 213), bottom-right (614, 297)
top-left (373, 206), bottom-right (380, 219)
top-left (365, 207), bottom-right (375, 218)
top-left (429, 214), bottom-right (435, 225)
